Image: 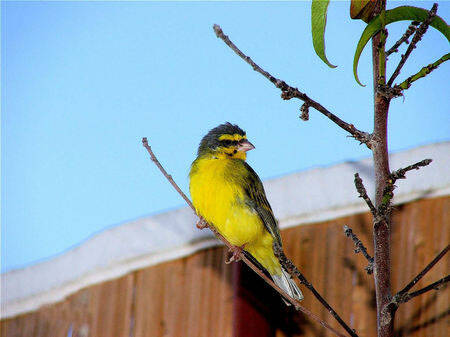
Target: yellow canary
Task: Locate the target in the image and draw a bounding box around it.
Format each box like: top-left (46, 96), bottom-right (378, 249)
top-left (189, 122), bottom-right (303, 303)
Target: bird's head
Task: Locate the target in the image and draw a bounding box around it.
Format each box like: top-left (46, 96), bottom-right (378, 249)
top-left (197, 122), bottom-right (255, 160)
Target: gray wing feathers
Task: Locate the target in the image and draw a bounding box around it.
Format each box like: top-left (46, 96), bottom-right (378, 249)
top-left (272, 268), bottom-right (304, 304)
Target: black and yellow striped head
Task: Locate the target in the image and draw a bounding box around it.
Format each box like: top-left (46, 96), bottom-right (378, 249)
top-left (198, 122), bottom-right (255, 160)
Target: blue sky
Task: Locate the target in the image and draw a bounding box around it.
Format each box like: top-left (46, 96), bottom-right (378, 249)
top-left (2, 1), bottom-right (449, 272)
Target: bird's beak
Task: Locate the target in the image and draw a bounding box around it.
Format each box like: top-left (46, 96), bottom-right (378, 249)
top-left (237, 140), bottom-right (255, 152)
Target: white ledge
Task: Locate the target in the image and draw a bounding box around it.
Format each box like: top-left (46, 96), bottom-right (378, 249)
top-left (2, 141), bottom-right (449, 319)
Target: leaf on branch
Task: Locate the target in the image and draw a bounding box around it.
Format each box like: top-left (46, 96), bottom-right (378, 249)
top-left (311, 0), bottom-right (337, 68)
top-left (350, 0), bottom-right (380, 23)
top-left (353, 6), bottom-right (450, 86)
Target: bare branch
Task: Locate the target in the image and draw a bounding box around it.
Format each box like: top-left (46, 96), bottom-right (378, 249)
top-left (394, 53), bottom-right (450, 92)
top-left (386, 21), bottom-right (419, 57)
top-left (390, 245), bottom-right (449, 309)
top-left (273, 243), bottom-right (359, 337)
top-left (142, 137), bottom-right (350, 337)
top-left (377, 159), bottom-right (432, 217)
top-left (142, 138), bottom-right (194, 209)
top-left (390, 158), bottom-right (432, 181)
top-left (343, 225), bottom-right (374, 274)
top-left (398, 275), bottom-right (449, 304)
top-left (387, 3), bottom-right (438, 87)
top-left (212, 24), bottom-right (372, 148)
top-left (354, 173), bottom-right (377, 216)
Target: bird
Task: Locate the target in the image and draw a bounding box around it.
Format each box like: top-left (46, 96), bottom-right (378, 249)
top-left (189, 122), bottom-right (303, 303)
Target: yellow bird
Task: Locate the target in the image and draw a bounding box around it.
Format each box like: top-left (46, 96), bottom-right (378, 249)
top-left (189, 122), bottom-right (303, 303)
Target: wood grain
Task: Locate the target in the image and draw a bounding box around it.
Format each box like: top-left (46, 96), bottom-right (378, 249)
top-left (2, 197), bottom-right (448, 337)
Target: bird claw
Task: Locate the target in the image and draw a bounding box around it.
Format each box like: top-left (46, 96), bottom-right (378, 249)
top-left (225, 245), bottom-right (245, 264)
top-left (196, 217), bottom-right (207, 229)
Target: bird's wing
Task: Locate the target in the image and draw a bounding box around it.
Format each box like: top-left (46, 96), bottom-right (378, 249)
top-left (241, 161), bottom-right (283, 246)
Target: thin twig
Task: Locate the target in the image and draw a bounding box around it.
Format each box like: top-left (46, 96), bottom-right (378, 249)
top-left (378, 159), bottom-right (432, 217)
top-left (390, 245), bottom-right (449, 309)
top-left (354, 173), bottom-right (377, 216)
top-left (387, 3), bottom-right (438, 87)
top-left (273, 243), bottom-right (359, 337)
top-left (142, 137), bottom-right (350, 337)
top-left (142, 138), bottom-right (193, 208)
top-left (343, 225), bottom-right (374, 274)
top-left (377, 27), bottom-right (388, 85)
top-left (386, 21), bottom-right (419, 57)
top-left (394, 53), bottom-right (449, 91)
top-left (390, 159), bottom-right (432, 181)
top-left (398, 275), bottom-right (449, 304)
top-left (213, 24), bottom-right (372, 148)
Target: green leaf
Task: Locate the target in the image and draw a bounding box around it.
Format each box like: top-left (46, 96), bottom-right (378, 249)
top-left (311, 0), bottom-right (337, 68)
top-left (353, 6), bottom-right (450, 86)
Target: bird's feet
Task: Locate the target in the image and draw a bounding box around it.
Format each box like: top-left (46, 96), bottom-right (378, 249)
top-left (196, 217), bottom-right (208, 229)
top-left (225, 244), bottom-right (246, 264)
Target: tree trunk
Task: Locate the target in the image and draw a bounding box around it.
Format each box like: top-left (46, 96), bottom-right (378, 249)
top-left (371, 2), bottom-right (394, 336)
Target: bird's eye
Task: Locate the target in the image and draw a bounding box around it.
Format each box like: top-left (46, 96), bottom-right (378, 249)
top-left (222, 140), bottom-right (232, 146)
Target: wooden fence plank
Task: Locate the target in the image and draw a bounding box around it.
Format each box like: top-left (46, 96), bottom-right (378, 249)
top-left (2, 197), bottom-right (448, 337)
top-left (133, 263), bottom-right (166, 337)
top-left (87, 274), bottom-right (134, 337)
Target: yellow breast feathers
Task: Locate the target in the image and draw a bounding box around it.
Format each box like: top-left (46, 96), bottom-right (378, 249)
top-left (189, 157), bottom-right (265, 247)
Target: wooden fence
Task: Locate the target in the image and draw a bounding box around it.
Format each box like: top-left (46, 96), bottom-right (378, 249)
top-left (2, 196), bottom-right (448, 337)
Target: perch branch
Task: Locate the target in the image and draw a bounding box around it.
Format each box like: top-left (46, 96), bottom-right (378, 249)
top-left (273, 243), bottom-right (359, 337)
top-left (142, 138), bottom-right (194, 208)
top-left (387, 3), bottom-right (438, 87)
top-left (343, 225), bottom-right (374, 274)
top-left (394, 53), bottom-right (449, 91)
top-left (389, 245), bottom-right (449, 310)
top-left (386, 21), bottom-right (419, 57)
top-left (213, 24), bottom-right (372, 148)
top-left (142, 137), bottom-right (351, 337)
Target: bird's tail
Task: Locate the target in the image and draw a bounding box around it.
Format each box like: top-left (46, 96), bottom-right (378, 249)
top-left (272, 268), bottom-right (304, 305)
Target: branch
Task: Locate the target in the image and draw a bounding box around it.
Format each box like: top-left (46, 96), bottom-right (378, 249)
top-left (390, 245), bottom-right (449, 309)
top-left (386, 21), bottom-right (419, 57)
top-left (377, 27), bottom-right (388, 85)
top-left (378, 159), bottom-right (432, 216)
top-left (390, 159), bottom-right (432, 181)
top-left (142, 138), bottom-right (350, 337)
top-left (212, 24), bottom-right (372, 148)
top-left (343, 225), bottom-right (374, 274)
top-left (142, 138), bottom-right (194, 208)
top-left (387, 3), bottom-right (438, 87)
top-left (394, 53), bottom-right (450, 91)
top-left (273, 243), bottom-right (359, 337)
top-left (397, 275), bottom-right (449, 304)
top-left (354, 173), bottom-right (377, 216)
